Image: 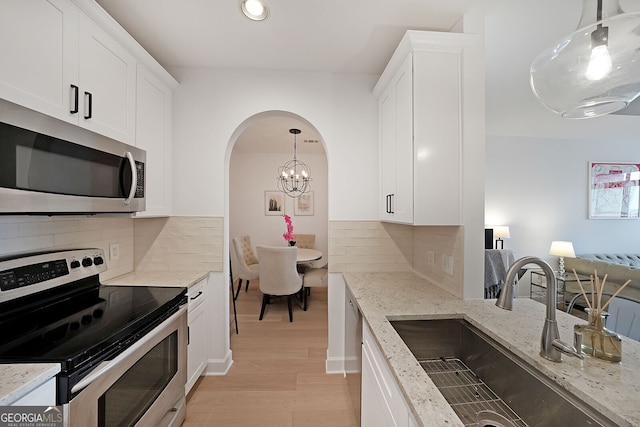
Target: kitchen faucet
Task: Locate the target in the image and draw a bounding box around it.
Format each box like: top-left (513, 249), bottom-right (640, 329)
top-left (496, 256), bottom-right (583, 362)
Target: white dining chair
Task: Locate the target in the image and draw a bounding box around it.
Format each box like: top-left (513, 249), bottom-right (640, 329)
top-left (302, 266), bottom-right (328, 311)
top-left (256, 245), bottom-right (303, 322)
top-left (230, 235), bottom-right (260, 299)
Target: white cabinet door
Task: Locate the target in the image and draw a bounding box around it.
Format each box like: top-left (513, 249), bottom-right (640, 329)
top-left (380, 86), bottom-right (396, 220)
top-left (11, 378), bottom-right (56, 406)
top-left (0, 0), bottom-right (78, 122)
top-left (134, 65), bottom-right (172, 216)
top-left (78, 14), bottom-right (136, 144)
top-left (361, 322), bottom-right (416, 427)
top-left (361, 343), bottom-right (398, 427)
top-left (379, 54), bottom-right (413, 224)
top-left (186, 278), bottom-right (208, 394)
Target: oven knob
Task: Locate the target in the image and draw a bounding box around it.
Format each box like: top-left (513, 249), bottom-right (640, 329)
top-left (70, 260), bottom-right (81, 269)
top-left (93, 256), bottom-right (104, 266)
top-left (82, 257), bottom-right (93, 267)
top-left (81, 314), bottom-right (93, 325)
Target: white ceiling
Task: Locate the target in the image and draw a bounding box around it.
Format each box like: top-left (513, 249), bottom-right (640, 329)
top-left (96, 0), bottom-right (496, 74)
top-left (95, 0), bottom-right (499, 154)
top-left (94, 0), bottom-right (640, 150)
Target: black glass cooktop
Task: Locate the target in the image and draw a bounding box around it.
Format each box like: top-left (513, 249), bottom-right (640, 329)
top-left (0, 284), bottom-right (186, 371)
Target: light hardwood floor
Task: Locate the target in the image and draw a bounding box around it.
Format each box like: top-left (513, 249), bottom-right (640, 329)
top-left (183, 280), bottom-right (358, 427)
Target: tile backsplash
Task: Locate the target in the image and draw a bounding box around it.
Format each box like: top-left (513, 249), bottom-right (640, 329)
top-left (134, 216), bottom-right (223, 272)
top-left (0, 215), bottom-right (134, 280)
top-left (328, 220), bottom-right (463, 296)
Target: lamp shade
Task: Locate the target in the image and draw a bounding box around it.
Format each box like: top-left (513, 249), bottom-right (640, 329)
top-left (492, 226), bottom-right (511, 239)
top-left (530, 0), bottom-right (640, 118)
top-left (549, 241), bottom-right (576, 258)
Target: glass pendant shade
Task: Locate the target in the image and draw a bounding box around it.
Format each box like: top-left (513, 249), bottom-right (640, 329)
top-left (530, 0), bottom-right (640, 118)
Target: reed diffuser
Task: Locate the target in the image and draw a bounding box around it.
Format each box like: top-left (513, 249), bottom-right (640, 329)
top-left (572, 268), bottom-right (629, 362)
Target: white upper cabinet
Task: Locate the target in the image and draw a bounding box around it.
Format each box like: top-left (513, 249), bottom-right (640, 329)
top-left (379, 55), bottom-right (413, 223)
top-left (0, 0), bottom-right (137, 144)
top-left (0, 0), bottom-right (78, 121)
top-left (77, 14), bottom-right (136, 144)
top-left (134, 65), bottom-right (173, 217)
top-left (375, 31), bottom-right (475, 226)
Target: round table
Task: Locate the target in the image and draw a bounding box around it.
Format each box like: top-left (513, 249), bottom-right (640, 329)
top-left (296, 248), bottom-right (322, 263)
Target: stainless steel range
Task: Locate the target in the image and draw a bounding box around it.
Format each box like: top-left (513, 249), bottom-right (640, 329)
top-left (0, 249), bottom-right (187, 427)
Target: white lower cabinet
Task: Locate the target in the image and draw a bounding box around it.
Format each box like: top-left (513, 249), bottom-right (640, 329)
top-left (186, 278), bottom-right (208, 394)
top-left (361, 321), bottom-right (417, 427)
top-left (11, 378), bottom-right (56, 406)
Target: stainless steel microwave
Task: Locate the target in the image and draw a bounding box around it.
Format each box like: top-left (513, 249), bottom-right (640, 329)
top-left (0, 103), bottom-right (145, 214)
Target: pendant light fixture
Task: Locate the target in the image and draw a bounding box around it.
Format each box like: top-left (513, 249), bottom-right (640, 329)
top-left (530, 0), bottom-right (640, 118)
top-left (277, 129), bottom-right (312, 198)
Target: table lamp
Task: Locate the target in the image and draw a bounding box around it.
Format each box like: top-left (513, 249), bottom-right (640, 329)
top-left (493, 226), bottom-right (510, 249)
top-left (549, 241), bottom-right (575, 276)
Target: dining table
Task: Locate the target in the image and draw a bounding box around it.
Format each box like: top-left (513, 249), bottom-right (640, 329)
top-left (296, 248), bottom-right (322, 263)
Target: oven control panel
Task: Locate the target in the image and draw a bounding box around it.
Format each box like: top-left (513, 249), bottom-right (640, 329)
top-left (0, 248), bottom-right (108, 303)
top-left (0, 258), bottom-right (69, 291)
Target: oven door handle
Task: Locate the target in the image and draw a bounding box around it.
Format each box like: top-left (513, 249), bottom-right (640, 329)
top-left (70, 305), bottom-right (186, 395)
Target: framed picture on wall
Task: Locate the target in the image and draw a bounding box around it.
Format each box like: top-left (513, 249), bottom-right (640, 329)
top-left (294, 192), bottom-right (314, 216)
top-left (588, 161), bottom-right (640, 219)
top-left (265, 191), bottom-right (284, 216)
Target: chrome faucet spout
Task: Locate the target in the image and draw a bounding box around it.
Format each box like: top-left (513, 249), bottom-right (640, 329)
top-left (495, 256), bottom-right (581, 362)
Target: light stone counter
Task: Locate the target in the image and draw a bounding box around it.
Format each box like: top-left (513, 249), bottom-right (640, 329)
top-left (343, 272), bottom-right (640, 427)
top-left (104, 271), bottom-right (209, 288)
top-left (0, 364), bottom-right (60, 405)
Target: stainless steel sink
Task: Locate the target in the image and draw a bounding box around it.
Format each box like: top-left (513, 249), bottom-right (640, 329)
top-left (390, 319), bottom-right (617, 427)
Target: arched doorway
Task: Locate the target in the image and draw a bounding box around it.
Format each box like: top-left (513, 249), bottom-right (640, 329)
top-left (227, 111), bottom-right (328, 267)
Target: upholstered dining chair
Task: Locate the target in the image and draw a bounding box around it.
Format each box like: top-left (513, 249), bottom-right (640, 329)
top-left (292, 233), bottom-right (315, 249)
top-left (292, 233), bottom-right (320, 270)
top-left (256, 246), bottom-right (303, 322)
top-left (302, 266), bottom-right (328, 311)
top-left (230, 236), bottom-right (259, 300)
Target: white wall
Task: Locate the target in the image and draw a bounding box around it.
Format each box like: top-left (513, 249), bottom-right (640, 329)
top-left (229, 151), bottom-right (328, 262)
top-left (486, 135), bottom-right (640, 262)
top-left (169, 68), bottom-right (380, 221)
top-left (485, 0), bottom-right (640, 270)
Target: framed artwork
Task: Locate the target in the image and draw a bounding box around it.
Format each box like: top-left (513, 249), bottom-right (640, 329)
top-left (294, 191), bottom-right (314, 216)
top-left (265, 191), bottom-right (284, 216)
top-left (589, 161), bottom-right (640, 219)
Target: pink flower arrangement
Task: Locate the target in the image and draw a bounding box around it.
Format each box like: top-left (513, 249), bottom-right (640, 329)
top-left (282, 214), bottom-right (294, 242)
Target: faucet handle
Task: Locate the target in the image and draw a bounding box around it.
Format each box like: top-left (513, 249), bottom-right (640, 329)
top-left (552, 338), bottom-right (584, 360)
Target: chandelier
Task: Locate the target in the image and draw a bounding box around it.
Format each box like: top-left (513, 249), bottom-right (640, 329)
top-left (277, 129), bottom-right (312, 198)
top-left (530, 0), bottom-right (640, 118)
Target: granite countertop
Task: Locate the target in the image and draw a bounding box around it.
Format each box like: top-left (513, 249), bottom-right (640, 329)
top-left (343, 272), bottom-right (640, 427)
top-left (104, 270), bottom-right (209, 288)
top-left (0, 364), bottom-right (60, 405)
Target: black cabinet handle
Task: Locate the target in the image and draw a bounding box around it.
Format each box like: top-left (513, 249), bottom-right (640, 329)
top-left (389, 194), bottom-right (394, 214)
top-left (84, 91), bottom-right (92, 119)
top-left (190, 291), bottom-right (203, 301)
top-left (70, 85), bottom-right (79, 114)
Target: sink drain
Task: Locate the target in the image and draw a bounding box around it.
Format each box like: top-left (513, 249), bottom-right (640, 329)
top-left (477, 410), bottom-right (519, 427)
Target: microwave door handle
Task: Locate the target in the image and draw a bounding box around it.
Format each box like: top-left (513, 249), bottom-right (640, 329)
top-left (123, 151), bottom-right (137, 205)
top-left (70, 305), bottom-right (187, 395)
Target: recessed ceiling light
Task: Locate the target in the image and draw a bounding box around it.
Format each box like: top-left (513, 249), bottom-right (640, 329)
top-left (241, 0), bottom-right (269, 21)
